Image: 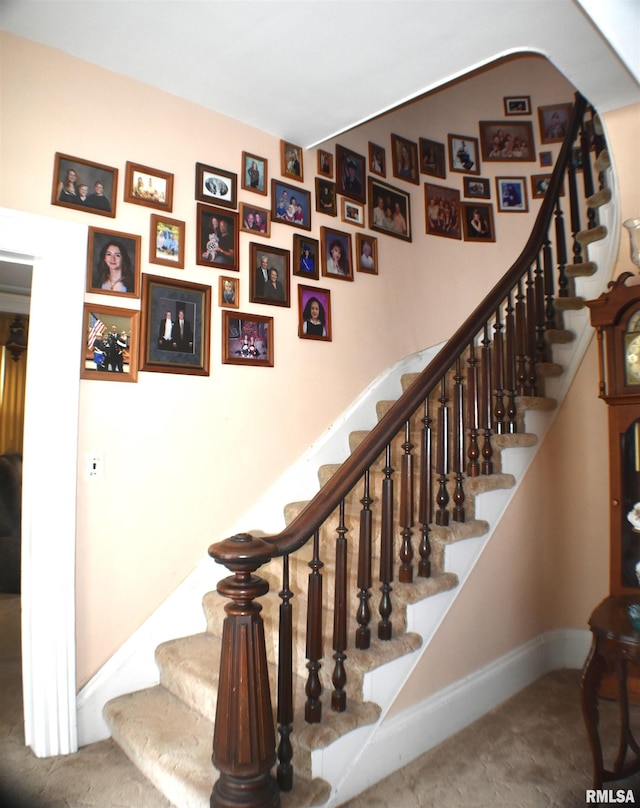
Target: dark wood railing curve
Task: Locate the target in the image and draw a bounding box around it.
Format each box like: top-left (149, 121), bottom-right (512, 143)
top-left (209, 91), bottom-right (606, 807)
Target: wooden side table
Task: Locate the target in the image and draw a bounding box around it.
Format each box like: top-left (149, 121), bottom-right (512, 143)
top-left (581, 595), bottom-right (640, 788)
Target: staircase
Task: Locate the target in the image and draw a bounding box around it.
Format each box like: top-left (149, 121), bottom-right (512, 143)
top-left (103, 96), bottom-right (616, 807)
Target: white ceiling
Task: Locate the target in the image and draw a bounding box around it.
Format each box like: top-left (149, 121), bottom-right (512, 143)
top-left (2, 0), bottom-right (639, 148)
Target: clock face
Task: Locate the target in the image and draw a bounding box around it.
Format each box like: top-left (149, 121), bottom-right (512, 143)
top-left (626, 332), bottom-right (640, 385)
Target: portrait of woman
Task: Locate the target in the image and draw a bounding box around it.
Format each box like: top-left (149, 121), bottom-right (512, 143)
top-left (321, 227), bottom-right (353, 281)
top-left (87, 227), bottom-right (140, 298)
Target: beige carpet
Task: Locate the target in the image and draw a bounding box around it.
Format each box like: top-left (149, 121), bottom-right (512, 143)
top-left (2, 593), bottom-right (640, 807)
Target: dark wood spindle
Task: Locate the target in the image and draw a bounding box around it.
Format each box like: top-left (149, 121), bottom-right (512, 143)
top-left (305, 529), bottom-right (323, 724)
top-left (418, 397), bottom-right (433, 578)
top-left (480, 324), bottom-right (494, 475)
top-left (543, 236), bottom-right (556, 332)
top-left (355, 470), bottom-right (373, 650)
top-left (525, 267), bottom-right (538, 396)
top-left (399, 420), bottom-right (415, 582)
top-left (435, 376), bottom-right (451, 522)
top-left (568, 162), bottom-right (583, 266)
top-left (504, 291), bottom-right (518, 433)
top-left (466, 345), bottom-right (480, 477)
top-left (515, 280), bottom-right (527, 396)
top-left (492, 307), bottom-right (506, 435)
top-left (581, 118), bottom-right (596, 229)
top-left (332, 500), bottom-right (348, 713)
top-left (533, 256), bottom-right (547, 365)
top-left (378, 443), bottom-right (394, 640)
top-left (277, 554), bottom-right (294, 792)
top-left (554, 200), bottom-right (569, 298)
top-left (452, 358), bottom-right (466, 521)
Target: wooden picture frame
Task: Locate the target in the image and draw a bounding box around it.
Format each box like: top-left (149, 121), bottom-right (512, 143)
top-left (281, 140), bottom-right (303, 182)
top-left (425, 183), bottom-right (462, 240)
top-left (391, 133), bottom-right (419, 184)
top-left (368, 142), bottom-right (386, 177)
top-left (81, 304), bottom-right (139, 381)
top-left (531, 174), bottom-right (564, 199)
top-left (249, 242), bottom-right (290, 306)
top-left (196, 204), bottom-right (239, 270)
top-left (52, 152), bottom-right (117, 217)
top-left (298, 285), bottom-right (332, 341)
top-left (219, 275), bottom-right (239, 309)
top-left (496, 177), bottom-right (529, 212)
top-left (461, 202), bottom-right (496, 242)
top-left (86, 227), bottom-right (141, 297)
top-left (538, 103), bottom-right (573, 144)
top-left (315, 178), bottom-right (337, 217)
top-left (271, 180), bottom-right (311, 230)
top-left (503, 95), bottom-right (531, 116)
top-left (195, 162), bottom-right (237, 209)
top-left (367, 177), bottom-right (412, 241)
top-left (124, 161), bottom-right (173, 211)
top-left (317, 149), bottom-right (333, 178)
top-left (222, 311), bottom-right (273, 367)
top-left (356, 234), bottom-right (378, 275)
top-left (419, 138), bottom-right (446, 179)
top-left (478, 121), bottom-right (535, 162)
top-left (293, 234), bottom-right (320, 280)
top-left (448, 134), bottom-right (480, 175)
top-left (321, 226), bottom-right (353, 282)
top-left (149, 215), bottom-right (185, 269)
top-left (139, 274), bottom-right (211, 376)
top-left (239, 202), bottom-right (271, 237)
top-left (539, 151), bottom-right (553, 167)
top-left (336, 144), bottom-right (366, 203)
top-left (241, 151), bottom-right (268, 195)
top-left (340, 198), bottom-right (365, 228)
top-left (463, 177), bottom-right (491, 199)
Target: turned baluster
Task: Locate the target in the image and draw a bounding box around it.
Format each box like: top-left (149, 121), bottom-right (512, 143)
top-left (332, 500), bottom-right (348, 712)
top-left (581, 118), bottom-right (596, 229)
top-left (452, 358), bottom-right (466, 521)
top-left (399, 419), bottom-right (415, 582)
top-left (515, 280), bottom-right (527, 397)
top-left (418, 396), bottom-right (433, 578)
top-left (567, 162), bottom-right (583, 266)
top-left (466, 345), bottom-right (480, 478)
top-left (209, 532), bottom-right (279, 808)
top-left (554, 200), bottom-right (569, 298)
top-left (379, 443), bottom-right (395, 640)
top-left (525, 267), bottom-right (538, 396)
top-left (435, 376), bottom-right (450, 523)
top-left (504, 292), bottom-right (518, 433)
top-left (277, 554), bottom-right (293, 792)
top-left (305, 529), bottom-right (323, 724)
top-left (492, 307), bottom-right (506, 435)
top-left (543, 236), bottom-right (556, 332)
top-left (355, 469), bottom-right (373, 650)
top-left (533, 256), bottom-right (547, 365)
top-left (480, 324), bottom-right (493, 475)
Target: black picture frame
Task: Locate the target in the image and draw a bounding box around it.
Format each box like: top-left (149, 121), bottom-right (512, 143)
top-left (195, 162), bottom-right (237, 209)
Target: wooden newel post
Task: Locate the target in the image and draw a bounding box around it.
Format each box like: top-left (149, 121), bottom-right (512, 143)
top-left (208, 532), bottom-right (280, 808)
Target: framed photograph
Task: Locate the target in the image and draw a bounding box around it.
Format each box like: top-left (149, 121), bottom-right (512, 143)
top-left (222, 311), bottom-right (273, 367)
top-left (281, 140), bottom-right (303, 182)
top-left (149, 215), bottom-right (185, 269)
top-left (219, 275), bottom-right (239, 309)
top-left (315, 178), bottom-right (337, 217)
top-left (463, 177), bottom-right (491, 199)
top-left (241, 152), bottom-right (267, 195)
top-left (52, 152), bottom-right (117, 217)
top-left (367, 177), bottom-right (412, 242)
top-left (125, 162), bottom-right (173, 211)
top-left (539, 151), bottom-right (553, 167)
top-left (195, 162), bottom-right (237, 209)
top-left (317, 149), bottom-right (333, 178)
top-left (503, 96), bottom-right (531, 116)
top-left (340, 198), bottom-right (365, 228)
top-left (496, 177), bottom-right (529, 212)
top-left (321, 226), bottom-right (353, 281)
top-left (448, 134), bottom-right (480, 175)
top-left (461, 202), bottom-right (496, 242)
top-left (271, 180), bottom-right (311, 230)
top-left (530, 174), bottom-right (564, 199)
top-left (81, 304), bottom-right (139, 382)
top-left (391, 134), bottom-right (419, 184)
top-left (356, 234), bottom-right (378, 275)
top-left (298, 285), bottom-right (332, 341)
top-left (368, 142), bottom-right (386, 177)
top-left (336, 144), bottom-right (366, 203)
top-left (196, 204), bottom-right (239, 270)
top-left (538, 103), bottom-right (572, 144)
top-left (239, 202), bottom-right (271, 237)
top-left (419, 138), bottom-right (446, 179)
top-left (425, 183), bottom-right (462, 240)
top-left (293, 234), bottom-right (320, 280)
top-left (478, 121), bottom-right (535, 162)
top-left (250, 242), bottom-right (290, 306)
top-left (139, 274), bottom-right (211, 376)
top-left (86, 227), bottom-right (141, 297)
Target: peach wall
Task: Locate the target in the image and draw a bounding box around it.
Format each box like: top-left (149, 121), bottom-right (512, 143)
top-left (1, 32), bottom-right (606, 689)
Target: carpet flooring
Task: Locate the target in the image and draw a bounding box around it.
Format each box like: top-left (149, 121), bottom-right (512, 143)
top-left (2, 593), bottom-right (640, 807)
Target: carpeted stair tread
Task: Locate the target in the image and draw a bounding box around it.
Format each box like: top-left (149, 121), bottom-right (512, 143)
top-left (594, 148), bottom-right (610, 172)
top-left (429, 519), bottom-right (489, 543)
top-left (280, 775), bottom-right (332, 808)
top-left (492, 432), bottom-right (538, 450)
top-left (156, 633), bottom-right (222, 723)
top-left (461, 472), bottom-right (515, 494)
top-left (517, 395), bottom-right (557, 412)
top-left (545, 328), bottom-right (574, 344)
top-left (535, 361), bottom-right (563, 377)
top-left (565, 260), bottom-right (597, 278)
top-left (587, 187), bottom-right (612, 208)
top-left (576, 224), bottom-right (607, 246)
top-left (554, 296), bottom-right (585, 311)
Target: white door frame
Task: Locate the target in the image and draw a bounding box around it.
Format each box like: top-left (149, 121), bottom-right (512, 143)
top-left (0, 207), bottom-right (86, 756)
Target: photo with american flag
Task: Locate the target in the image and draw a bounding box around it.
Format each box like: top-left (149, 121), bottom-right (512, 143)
top-left (81, 304), bottom-right (139, 383)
